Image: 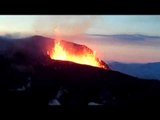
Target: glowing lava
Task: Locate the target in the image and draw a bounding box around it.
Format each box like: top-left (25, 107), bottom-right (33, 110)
top-left (48, 27), bottom-right (107, 69)
top-left (49, 41), bottom-right (106, 69)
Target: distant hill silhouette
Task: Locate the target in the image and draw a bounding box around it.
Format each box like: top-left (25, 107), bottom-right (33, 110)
top-left (89, 34), bottom-right (160, 40)
top-left (108, 61), bottom-right (160, 80)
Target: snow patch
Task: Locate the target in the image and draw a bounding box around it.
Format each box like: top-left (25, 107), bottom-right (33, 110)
top-left (48, 99), bottom-right (61, 106)
top-left (16, 86), bottom-right (26, 91)
top-left (88, 102), bottom-right (103, 105)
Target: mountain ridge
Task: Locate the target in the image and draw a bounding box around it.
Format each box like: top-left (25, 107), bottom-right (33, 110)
top-left (88, 33), bottom-right (160, 39)
top-left (108, 61), bottom-right (160, 80)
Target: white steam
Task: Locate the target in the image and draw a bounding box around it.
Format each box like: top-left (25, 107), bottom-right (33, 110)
top-left (34, 15), bottom-right (97, 38)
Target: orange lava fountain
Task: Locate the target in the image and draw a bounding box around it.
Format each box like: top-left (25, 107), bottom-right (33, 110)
top-left (48, 28), bottom-right (107, 69)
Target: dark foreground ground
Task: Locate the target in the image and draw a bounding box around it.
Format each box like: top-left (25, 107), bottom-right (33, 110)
top-left (0, 53), bottom-right (160, 113)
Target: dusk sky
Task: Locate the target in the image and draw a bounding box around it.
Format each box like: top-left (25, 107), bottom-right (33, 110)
top-left (0, 15), bottom-right (160, 63)
top-left (0, 15), bottom-right (160, 36)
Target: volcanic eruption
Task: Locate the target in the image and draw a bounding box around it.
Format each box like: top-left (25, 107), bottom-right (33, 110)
top-left (47, 28), bottom-right (108, 69)
top-left (0, 33), bottom-right (160, 108)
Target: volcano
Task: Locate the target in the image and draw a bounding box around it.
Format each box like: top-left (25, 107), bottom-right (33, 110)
top-left (0, 35), bottom-right (160, 111)
top-left (1, 35), bottom-right (109, 70)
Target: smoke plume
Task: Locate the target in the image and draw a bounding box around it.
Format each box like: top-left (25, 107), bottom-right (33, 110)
top-left (34, 15), bottom-right (97, 38)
